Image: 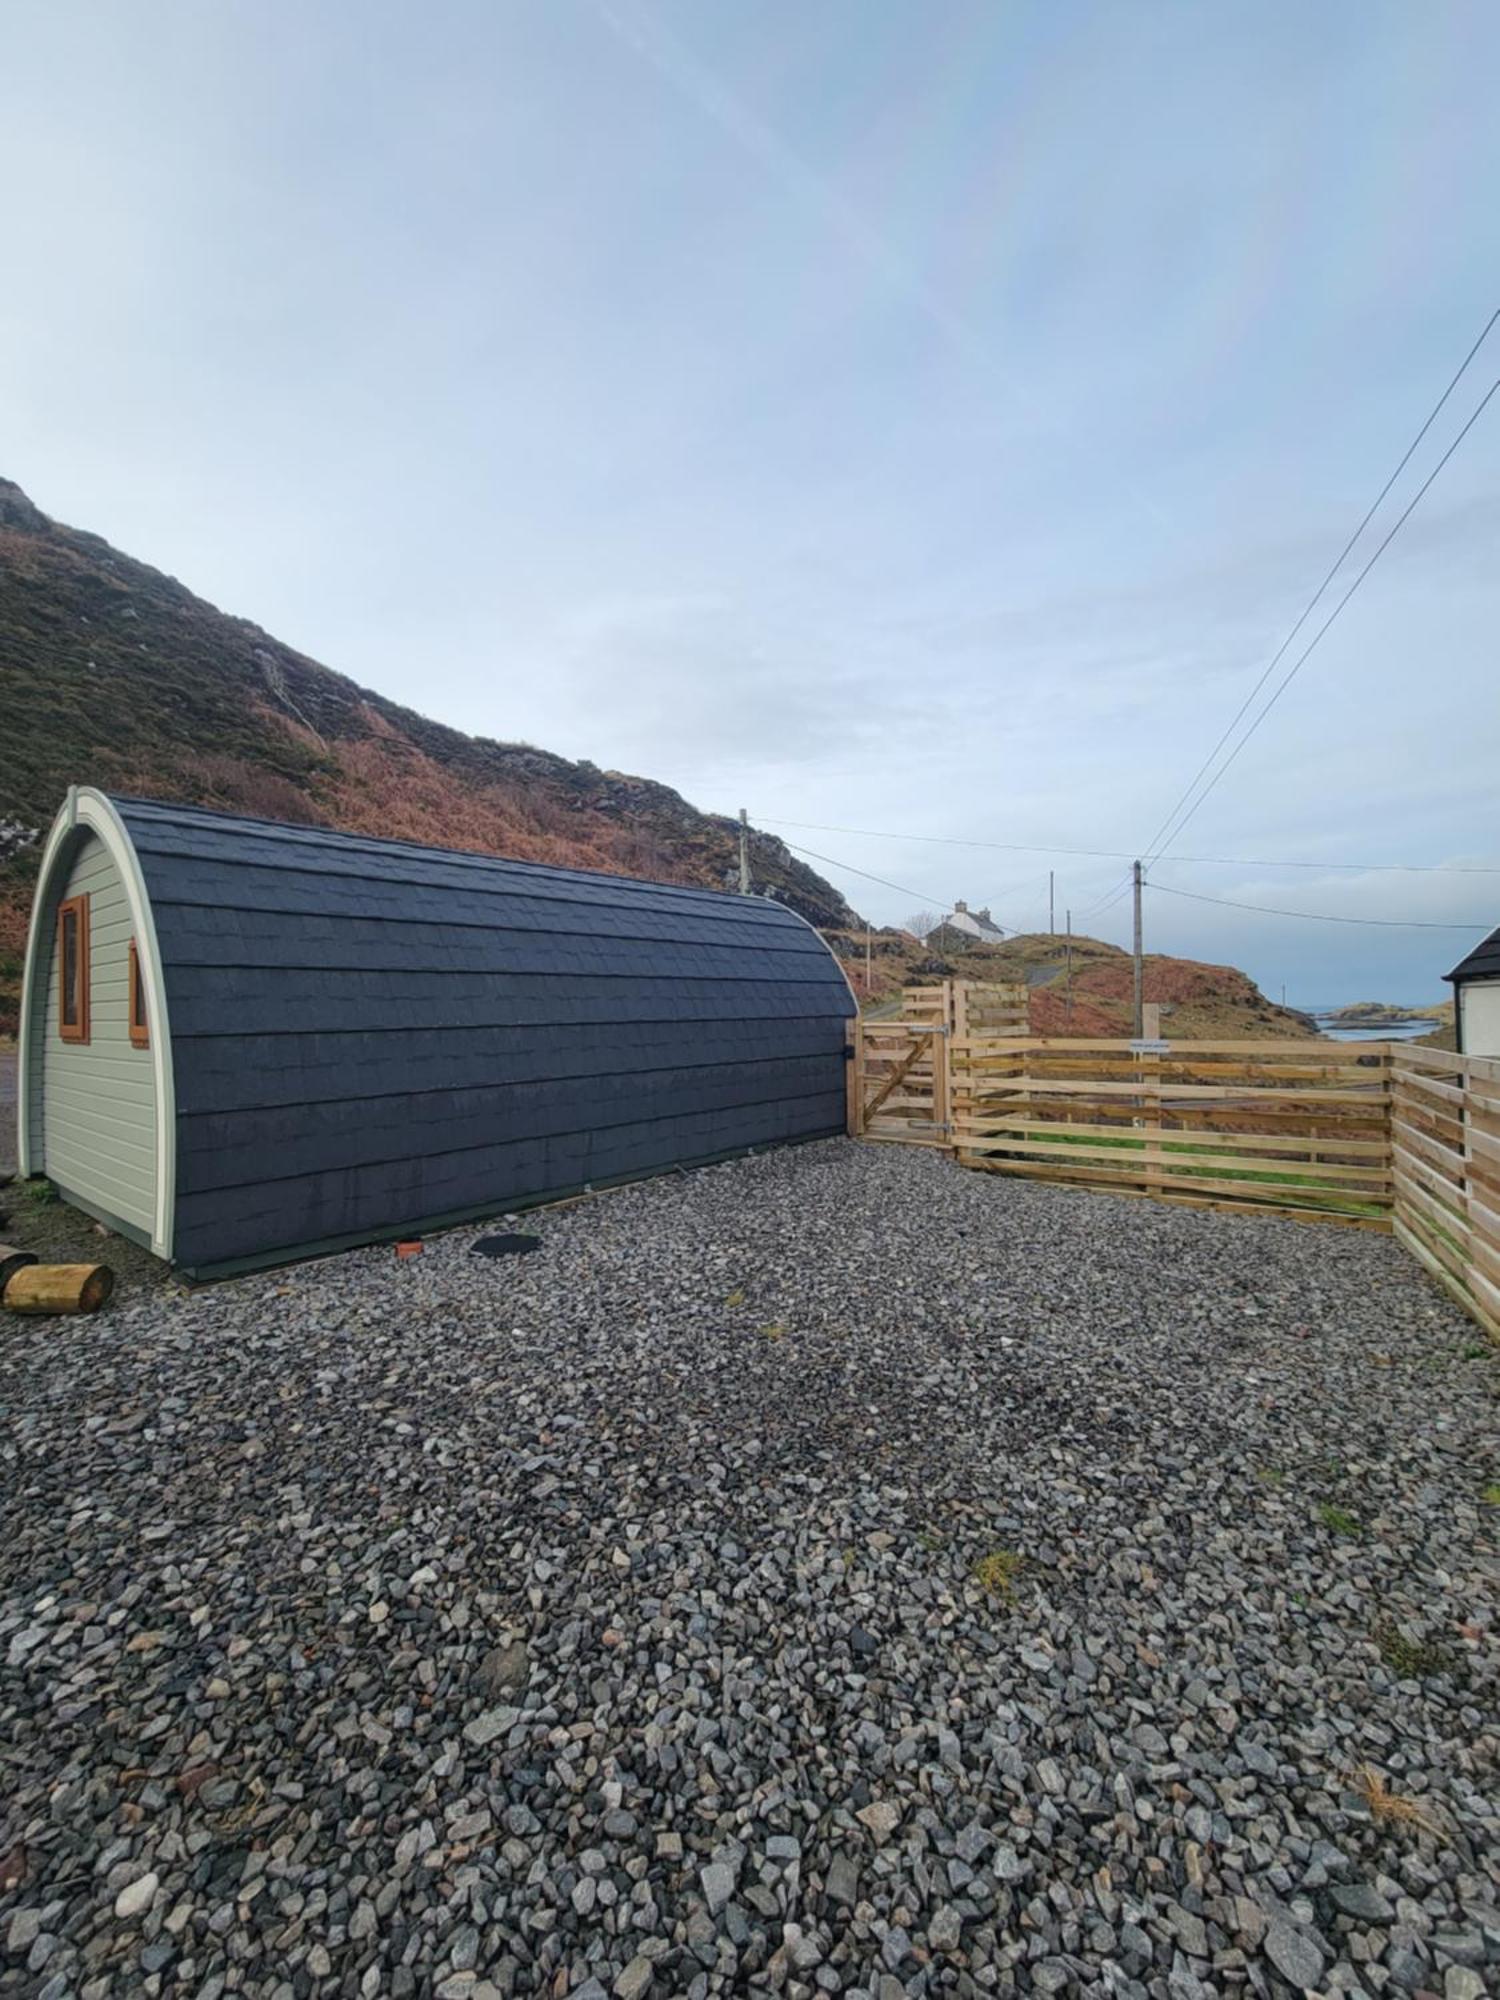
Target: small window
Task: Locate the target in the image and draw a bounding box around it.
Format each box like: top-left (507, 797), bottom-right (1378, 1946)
top-left (58, 894), bottom-right (91, 1043)
top-left (128, 938), bottom-right (150, 1048)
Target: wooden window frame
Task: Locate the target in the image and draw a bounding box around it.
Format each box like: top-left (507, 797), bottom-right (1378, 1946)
top-left (128, 937), bottom-right (150, 1048)
top-left (57, 893), bottom-right (91, 1044)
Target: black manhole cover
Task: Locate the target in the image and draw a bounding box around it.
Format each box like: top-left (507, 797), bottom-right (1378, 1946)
top-left (471, 1234), bottom-right (542, 1258)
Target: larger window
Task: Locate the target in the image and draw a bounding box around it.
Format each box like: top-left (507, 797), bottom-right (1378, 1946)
top-left (58, 894), bottom-right (90, 1043)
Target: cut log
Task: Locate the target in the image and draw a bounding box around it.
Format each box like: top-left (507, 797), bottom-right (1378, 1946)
top-left (0, 1244), bottom-right (40, 1294)
top-left (2, 1263), bottom-right (115, 1315)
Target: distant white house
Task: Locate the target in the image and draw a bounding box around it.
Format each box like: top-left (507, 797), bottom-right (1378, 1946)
top-left (926, 900), bottom-right (1005, 945)
top-left (1447, 927), bottom-right (1500, 1057)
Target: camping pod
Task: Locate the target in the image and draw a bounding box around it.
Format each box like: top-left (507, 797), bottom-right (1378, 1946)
top-left (18, 789), bottom-right (856, 1277)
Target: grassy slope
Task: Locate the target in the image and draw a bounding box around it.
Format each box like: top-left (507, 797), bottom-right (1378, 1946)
top-left (0, 478), bottom-right (857, 1028)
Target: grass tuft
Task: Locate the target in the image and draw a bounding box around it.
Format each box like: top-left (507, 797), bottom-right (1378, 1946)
top-left (1317, 1502), bottom-right (1361, 1537)
top-left (1352, 1763), bottom-right (1444, 1840)
top-left (1374, 1619), bottom-right (1461, 1681)
top-left (1483, 1485), bottom-right (1500, 1507)
top-left (971, 1549), bottom-right (1023, 1602)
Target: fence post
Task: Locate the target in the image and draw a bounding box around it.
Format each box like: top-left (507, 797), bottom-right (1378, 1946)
top-left (846, 1018), bottom-right (863, 1136)
top-left (951, 979), bottom-right (968, 1040)
top-left (933, 1024), bottom-right (951, 1145)
top-left (1143, 1044), bottom-right (1163, 1196)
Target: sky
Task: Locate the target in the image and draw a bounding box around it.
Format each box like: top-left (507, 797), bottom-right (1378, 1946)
top-left (3, 0), bottom-right (1498, 1005)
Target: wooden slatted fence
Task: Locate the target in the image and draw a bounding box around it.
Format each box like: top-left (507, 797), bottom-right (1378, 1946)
top-left (1391, 1044), bottom-right (1500, 1339)
top-left (898, 979), bottom-right (1029, 1036)
top-left (950, 1036), bottom-right (1393, 1227)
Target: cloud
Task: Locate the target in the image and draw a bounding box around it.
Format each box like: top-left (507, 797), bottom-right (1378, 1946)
top-left (546, 590), bottom-right (928, 767)
top-left (593, 0), bottom-right (990, 362)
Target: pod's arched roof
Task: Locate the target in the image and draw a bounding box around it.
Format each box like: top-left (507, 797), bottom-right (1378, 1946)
top-left (100, 794), bottom-right (854, 1272)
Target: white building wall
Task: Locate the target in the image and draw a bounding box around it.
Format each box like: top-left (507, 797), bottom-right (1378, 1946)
top-left (1459, 978), bottom-right (1500, 1059)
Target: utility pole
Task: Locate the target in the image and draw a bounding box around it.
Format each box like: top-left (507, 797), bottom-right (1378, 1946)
top-left (1048, 870), bottom-right (1055, 935)
top-left (1065, 908), bottom-right (1073, 1030)
top-left (1131, 859), bottom-right (1144, 1038)
top-left (865, 925), bottom-right (872, 996)
top-left (738, 808), bottom-right (751, 895)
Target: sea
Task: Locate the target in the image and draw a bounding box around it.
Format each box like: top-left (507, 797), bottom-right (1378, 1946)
top-left (1309, 1013), bottom-right (1433, 1043)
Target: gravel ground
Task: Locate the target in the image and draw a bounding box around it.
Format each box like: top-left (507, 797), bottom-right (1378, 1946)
top-left (2, 1138), bottom-right (1497, 2000)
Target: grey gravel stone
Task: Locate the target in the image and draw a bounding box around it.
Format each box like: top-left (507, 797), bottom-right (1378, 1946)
top-left (613, 1956), bottom-right (654, 2000)
top-left (1332, 1882), bottom-right (1396, 1922)
top-left (1445, 1969), bottom-right (1486, 2000)
top-left (112, 1871), bottom-right (158, 1921)
top-left (463, 1705), bottom-right (519, 1746)
top-left (700, 1862), bottom-right (737, 1915)
top-left (825, 1854), bottom-right (860, 1908)
top-left (0, 1140), bottom-right (1492, 2000)
top-left (1265, 1919), bottom-right (1328, 1990)
top-left (927, 1904), bottom-right (963, 1952)
top-left (855, 1801), bottom-right (901, 1842)
top-left (6, 1910), bottom-right (40, 1953)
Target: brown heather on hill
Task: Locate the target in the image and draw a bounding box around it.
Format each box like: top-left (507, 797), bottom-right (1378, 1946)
top-left (0, 478), bottom-right (858, 1030)
top-left (827, 928), bottom-right (1321, 1040)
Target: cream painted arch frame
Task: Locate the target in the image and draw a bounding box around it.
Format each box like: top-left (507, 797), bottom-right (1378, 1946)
top-left (17, 786), bottom-right (177, 1258)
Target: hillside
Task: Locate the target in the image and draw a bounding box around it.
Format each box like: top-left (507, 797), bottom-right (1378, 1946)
top-left (0, 478), bottom-right (857, 1028)
top-left (829, 927), bottom-right (1321, 1039)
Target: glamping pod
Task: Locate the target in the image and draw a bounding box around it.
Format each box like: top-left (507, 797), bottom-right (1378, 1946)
top-left (18, 789), bottom-right (856, 1276)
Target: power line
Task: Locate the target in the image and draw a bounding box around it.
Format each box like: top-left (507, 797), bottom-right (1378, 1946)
top-left (781, 838), bottom-right (1046, 937)
top-left (754, 813), bottom-right (1500, 876)
top-left (1154, 371), bottom-right (1500, 859)
top-left (766, 816), bottom-right (1130, 865)
top-left (1141, 306), bottom-right (1500, 864)
top-left (781, 839), bottom-right (944, 909)
top-left (1076, 869), bottom-right (1135, 922)
top-left (1089, 880), bottom-right (1135, 919)
top-left (1150, 881), bottom-right (1490, 930)
top-left (782, 833), bottom-right (1489, 939)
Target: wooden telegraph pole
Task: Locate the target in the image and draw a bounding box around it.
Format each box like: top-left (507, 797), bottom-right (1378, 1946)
top-left (1131, 859), bottom-right (1144, 1038)
top-left (738, 808), bottom-right (751, 894)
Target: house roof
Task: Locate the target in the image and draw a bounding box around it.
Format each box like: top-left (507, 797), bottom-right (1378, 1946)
top-left (931, 904), bottom-right (1005, 943)
top-left (1446, 925), bottom-right (1500, 984)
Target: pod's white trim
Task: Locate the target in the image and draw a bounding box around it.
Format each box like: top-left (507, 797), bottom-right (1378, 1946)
top-left (17, 788), bottom-right (176, 1258)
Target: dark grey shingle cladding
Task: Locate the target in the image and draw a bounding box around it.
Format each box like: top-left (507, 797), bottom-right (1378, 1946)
top-left (117, 796), bottom-right (857, 1274)
top-left (1446, 926), bottom-right (1500, 986)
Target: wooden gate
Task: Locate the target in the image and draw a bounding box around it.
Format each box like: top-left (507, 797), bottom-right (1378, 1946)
top-left (851, 1020), bottom-right (950, 1144)
top-left (849, 981), bottom-right (1029, 1145)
